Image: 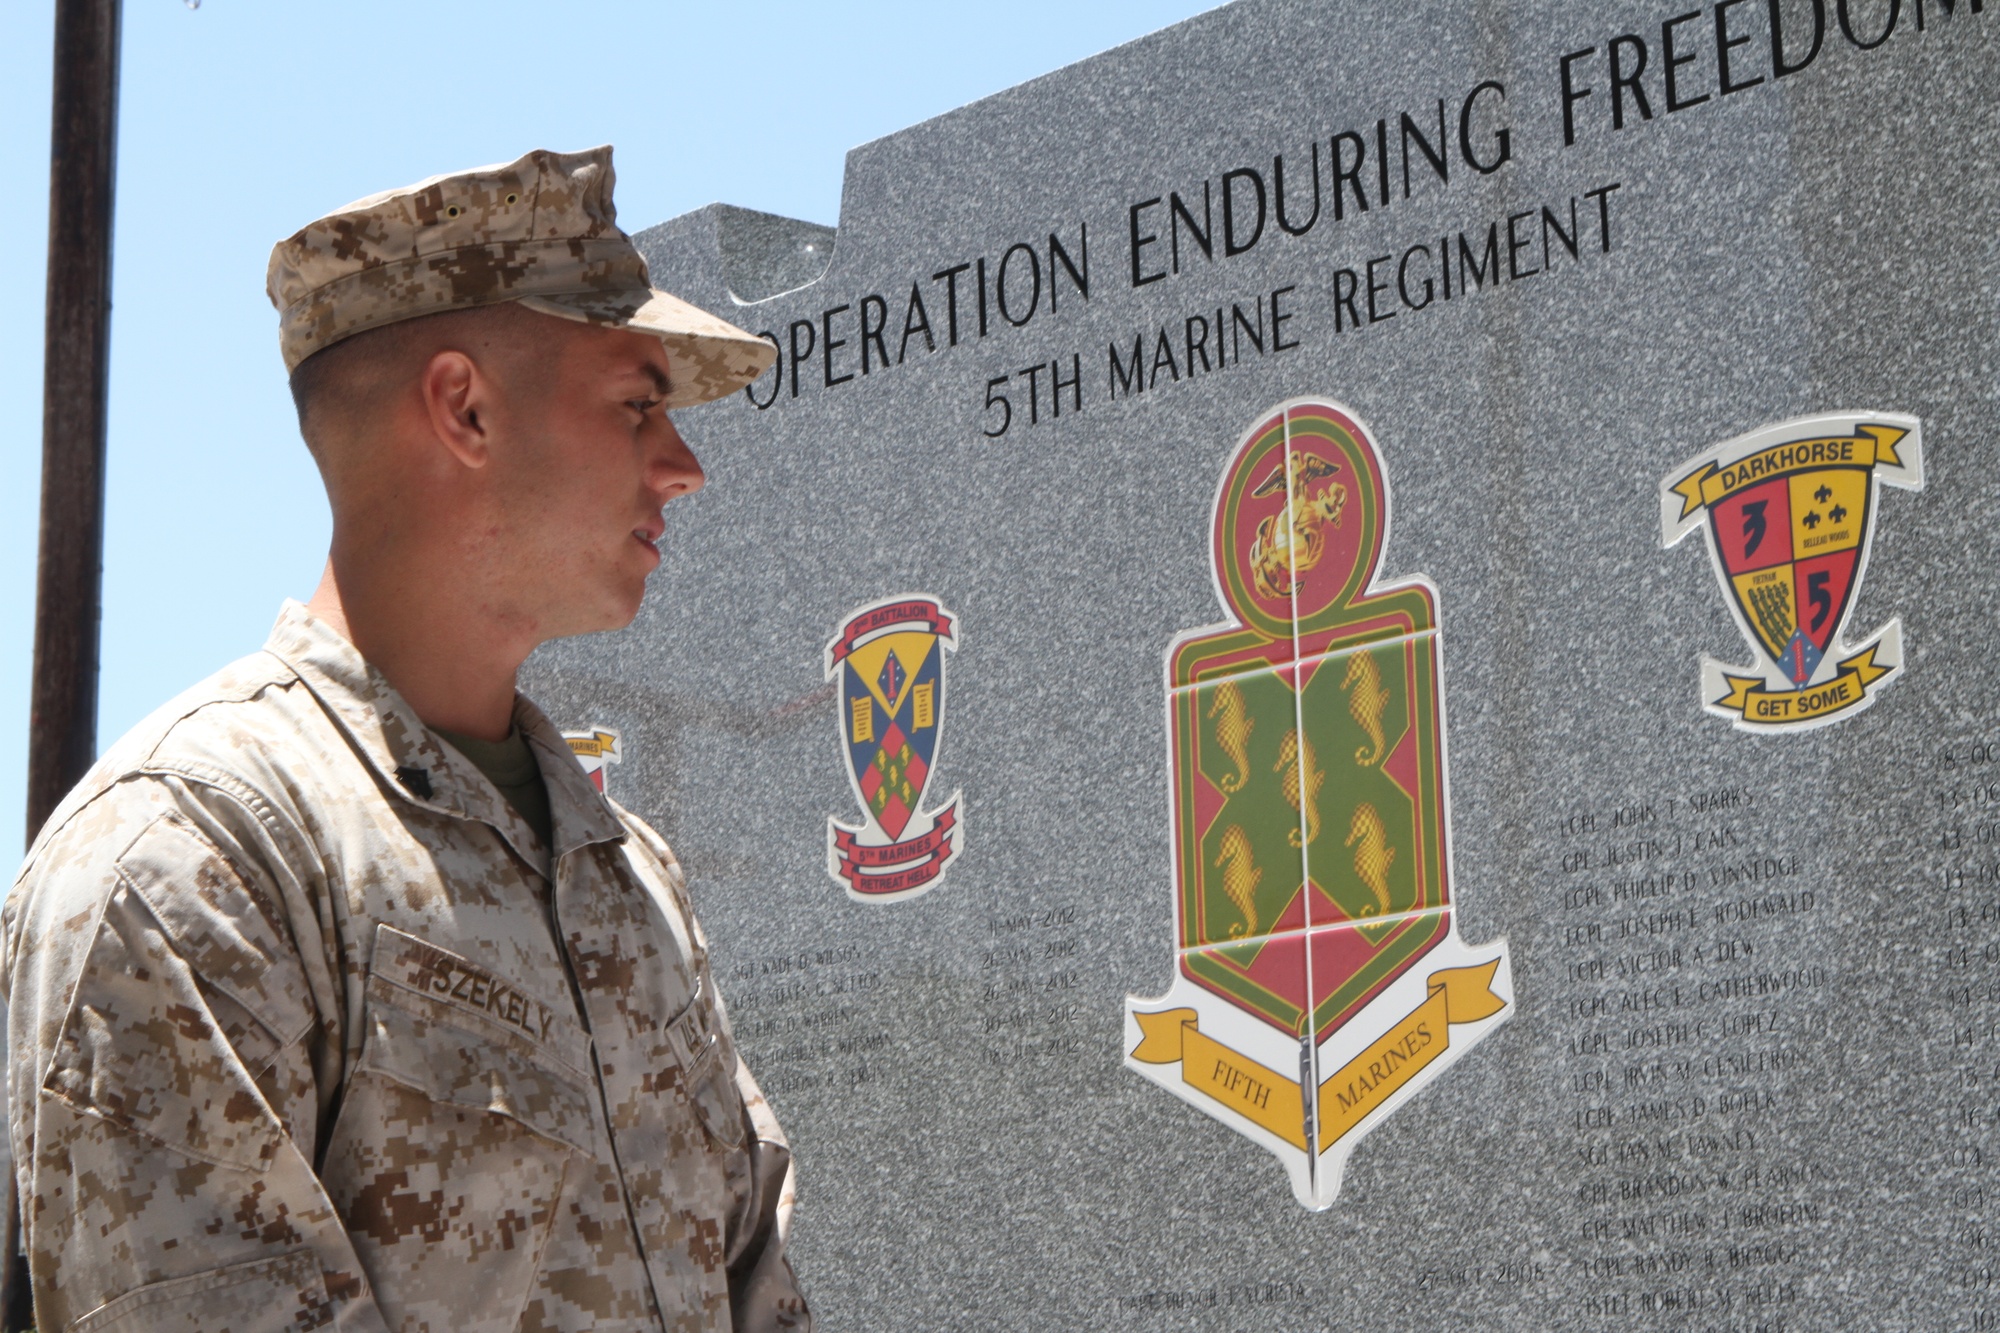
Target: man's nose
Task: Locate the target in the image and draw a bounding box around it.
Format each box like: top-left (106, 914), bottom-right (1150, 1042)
top-left (650, 413), bottom-right (706, 500)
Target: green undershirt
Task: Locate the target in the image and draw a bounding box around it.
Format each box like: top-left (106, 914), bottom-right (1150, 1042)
top-left (436, 726), bottom-right (553, 847)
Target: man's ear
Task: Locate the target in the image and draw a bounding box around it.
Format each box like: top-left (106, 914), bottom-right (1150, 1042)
top-left (420, 349), bottom-right (491, 469)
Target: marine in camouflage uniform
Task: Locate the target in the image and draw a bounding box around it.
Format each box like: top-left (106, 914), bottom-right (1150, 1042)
top-left (4, 148), bottom-right (807, 1332)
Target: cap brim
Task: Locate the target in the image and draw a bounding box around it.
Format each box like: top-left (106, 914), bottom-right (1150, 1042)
top-left (517, 288), bottom-right (776, 409)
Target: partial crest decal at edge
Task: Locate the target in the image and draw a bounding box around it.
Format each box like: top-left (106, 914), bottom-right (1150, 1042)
top-left (563, 727), bottom-right (623, 795)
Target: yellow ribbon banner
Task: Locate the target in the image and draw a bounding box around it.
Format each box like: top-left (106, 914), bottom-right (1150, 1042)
top-left (564, 729), bottom-right (621, 759)
top-left (1131, 1008), bottom-right (1310, 1148)
top-left (1131, 961), bottom-right (1506, 1154)
top-left (1668, 424), bottom-right (1907, 519)
top-left (1316, 959), bottom-right (1506, 1146)
top-left (1713, 644), bottom-right (1891, 728)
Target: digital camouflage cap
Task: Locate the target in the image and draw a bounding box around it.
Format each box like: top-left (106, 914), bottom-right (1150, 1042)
top-left (266, 145), bottom-right (775, 408)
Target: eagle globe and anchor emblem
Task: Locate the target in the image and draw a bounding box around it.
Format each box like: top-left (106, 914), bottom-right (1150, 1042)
top-left (1124, 398), bottom-right (1512, 1210)
top-left (1661, 412), bottom-right (1924, 732)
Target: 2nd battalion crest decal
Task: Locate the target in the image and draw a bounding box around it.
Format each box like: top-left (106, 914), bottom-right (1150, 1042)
top-left (1124, 398), bottom-right (1511, 1211)
top-left (1661, 412), bottom-right (1924, 732)
top-left (825, 595), bottom-right (963, 902)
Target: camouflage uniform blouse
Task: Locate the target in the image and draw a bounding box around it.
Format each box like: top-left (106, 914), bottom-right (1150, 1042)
top-left (3, 603), bottom-right (811, 1333)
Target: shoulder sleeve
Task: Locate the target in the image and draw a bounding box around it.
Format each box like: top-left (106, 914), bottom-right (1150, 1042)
top-left (5, 781), bottom-right (389, 1332)
top-left (609, 801), bottom-right (711, 951)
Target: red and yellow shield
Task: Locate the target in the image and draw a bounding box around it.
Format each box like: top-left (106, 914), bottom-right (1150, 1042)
top-left (1662, 414), bottom-right (1924, 731)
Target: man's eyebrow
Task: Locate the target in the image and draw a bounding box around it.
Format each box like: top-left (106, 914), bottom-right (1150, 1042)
top-left (641, 363), bottom-right (672, 397)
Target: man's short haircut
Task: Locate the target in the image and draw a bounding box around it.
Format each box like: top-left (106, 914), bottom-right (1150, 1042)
top-left (287, 314), bottom-right (428, 462)
top-left (286, 303), bottom-right (549, 463)
top-left (286, 326), bottom-right (370, 457)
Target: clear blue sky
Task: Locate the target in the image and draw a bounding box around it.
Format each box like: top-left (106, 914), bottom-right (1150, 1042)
top-left (0, 0), bottom-right (1218, 857)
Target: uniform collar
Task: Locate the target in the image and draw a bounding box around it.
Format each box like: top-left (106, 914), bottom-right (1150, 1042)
top-left (265, 601), bottom-right (627, 871)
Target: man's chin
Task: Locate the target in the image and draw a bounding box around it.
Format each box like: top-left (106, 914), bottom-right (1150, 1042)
top-left (536, 586), bottom-right (646, 644)
top-left (586, 595), bottom-right (646, 637)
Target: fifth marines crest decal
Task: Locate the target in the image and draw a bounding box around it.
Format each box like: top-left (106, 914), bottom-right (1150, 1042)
top-left (1661, 412), bottom-right (1924, 732)
top-left (825, 595), bottom-right (963, 902)
top-left (1124, 399), bottom-right (1511, 1210)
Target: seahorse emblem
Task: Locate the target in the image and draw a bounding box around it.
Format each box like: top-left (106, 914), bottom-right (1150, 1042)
top-left (1345, 803), bottom-right (1396, 917)
top-left (1342, 652), bottom-right (1390, 767)
top-left (1274, 729), bottom-right (1323, 848)
top-left (1208, 680), bottom-right (1254, 793)
top-left (1214, 825), bottom-right (1262, 938)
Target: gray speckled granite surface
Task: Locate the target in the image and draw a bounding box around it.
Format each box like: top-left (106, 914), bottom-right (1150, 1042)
top-left (524, 1), bottom-right (2000, 1325)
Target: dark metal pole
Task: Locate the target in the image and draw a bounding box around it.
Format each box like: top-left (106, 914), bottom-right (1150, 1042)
top-left (26, 0), bottom-right (122, 842)
top-left (12, 2), bottom-right (122, 1327)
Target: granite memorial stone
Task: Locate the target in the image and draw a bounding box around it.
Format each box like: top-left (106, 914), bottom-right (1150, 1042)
top-left (525, 0), bottom-right (2000, 1325)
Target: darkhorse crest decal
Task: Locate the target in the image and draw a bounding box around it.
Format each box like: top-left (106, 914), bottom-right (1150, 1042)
top-left (1661, 412), bottom-right (1924, 732)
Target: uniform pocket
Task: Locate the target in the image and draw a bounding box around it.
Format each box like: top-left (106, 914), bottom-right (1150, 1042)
top-left (72, 1249), bottom-right (331, 1333)
top-left (354, 976), bottom-right (596, 1156)
top-left (664, 976), bottom-right (745, 1150)
top-left (319, 945), bottom-right (595, 1331)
